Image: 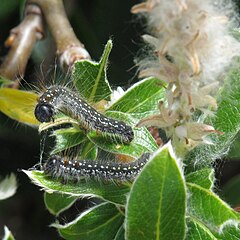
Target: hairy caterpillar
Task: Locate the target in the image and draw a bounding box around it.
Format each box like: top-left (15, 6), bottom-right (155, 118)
top-left (43, 153), bottom-right (150, 182)
top-left (34, 85), bottom-right (134, 144)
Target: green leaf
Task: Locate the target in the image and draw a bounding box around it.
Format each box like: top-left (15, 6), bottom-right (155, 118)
top-left (186, 168), bottom-right (214, 189)
top-left (187, 221), bottom-right (240, 240)
top-left (105, 110), bottom-right (139, 126)
top-left (186, 66), bottom-right (240, 166)
top-left (227, 134), bottom-right (240, 159)
top-left (114, 225), bottom-right (125, 240)
top-left (53, 202), bottom-right (124, 240)
top-left (107, 77), bottom-right (165, 120)
top-left (186, 169), bottom-right (240, 239)
top-left (73, 40), bottom-right (112, 103)
top-left (51, 127), bottom-right (86, 154)
top-left (78, 140), bottom-right (98, 160)
top-left (0, 88), bottom-right (39, 125)
top-left (186, 218), bottom-right (217, 240)
top-left (23, 170), bottom-right (130, 205)
top-left (126, 143), bottom-right (186, 240)
top-left (187, 182), bottom-right (239, 230)
top-left (2, 226), bottom-right (15, 240)
top-left (215, 223), bottom-right (240, 239)
top-left (44, 192), bottom-right (78, 216)
top-left (222, 175), bottom-right (240, 207)
top-left (87, 127), bottom-right (158, 158)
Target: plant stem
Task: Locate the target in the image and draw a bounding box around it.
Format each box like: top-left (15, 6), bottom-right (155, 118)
top-left (0, 3), bottom-right (44, 87)
top-left (0, 0), bottom-right (91, 87)
top-left (29, 0), bottom-right (91, 70)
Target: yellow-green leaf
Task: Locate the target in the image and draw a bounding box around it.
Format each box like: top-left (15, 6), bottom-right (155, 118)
top-left (0, 88), bottom-right (39, 125)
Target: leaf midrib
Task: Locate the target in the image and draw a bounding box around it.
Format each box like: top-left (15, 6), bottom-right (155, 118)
top-left (156, 160), bottom-right (167, 240)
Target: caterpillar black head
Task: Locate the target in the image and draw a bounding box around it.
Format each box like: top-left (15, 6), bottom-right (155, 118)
top-left (35, 102), bottom-right (55, 123)
top-left (34, 86), bottom-right (134, 144)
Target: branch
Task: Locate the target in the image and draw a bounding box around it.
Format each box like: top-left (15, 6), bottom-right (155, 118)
top-left (0, 0), bottom-right (91, 88)
top-left (29, 0), bottom-right (91, 70)
top-left (0, 3), bottom-right (44, 86)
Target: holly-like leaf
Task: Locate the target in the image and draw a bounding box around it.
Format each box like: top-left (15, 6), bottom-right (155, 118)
top-left (73, 40), bottom-right (112, 103)
top-left (0, 88), bottom-right (39, 125)
top-left (53, 202), bottom-right (124, 240)
top-left (23, 170), bottom-right (130, 205)
top-left (126, 143), bottom-right (186, 240)
top-left (44, 192), bottom-right (78, 216)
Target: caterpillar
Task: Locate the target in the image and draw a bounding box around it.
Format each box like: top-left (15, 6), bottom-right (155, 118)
top-left (34, 85), bottom-right (134, 144)
top-left (43, 153), bottom-right (150, 182)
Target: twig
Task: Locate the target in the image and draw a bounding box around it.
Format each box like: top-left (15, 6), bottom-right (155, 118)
top-left (29, 0), bottom-right (91, 71)
top-left (0, 0), bottom-right (91, 87)
top-left (0, 3), bottom-right (44, 87)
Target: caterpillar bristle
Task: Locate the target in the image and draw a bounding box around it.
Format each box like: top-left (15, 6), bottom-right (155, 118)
top-left (43, 153), bottom-right (150, 183)
top-left (35, 85), bottom-right (134, 144)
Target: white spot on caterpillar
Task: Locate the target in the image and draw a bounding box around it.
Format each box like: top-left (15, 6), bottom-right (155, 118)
top-left (43, 153), bottom-right (150, 182)
top-left (35, 85), bottom-right (134, 144)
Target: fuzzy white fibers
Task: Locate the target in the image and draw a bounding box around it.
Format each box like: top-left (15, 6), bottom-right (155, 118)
top-left (132, 0), bottom-right (240, 153)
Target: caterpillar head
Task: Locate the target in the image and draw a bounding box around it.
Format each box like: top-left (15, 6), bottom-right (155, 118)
top-left (35, 102), bottom-right (55, 123)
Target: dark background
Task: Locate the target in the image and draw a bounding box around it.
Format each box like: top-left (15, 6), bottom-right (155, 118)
top-left (0, 1), bottom-right (240, 239)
